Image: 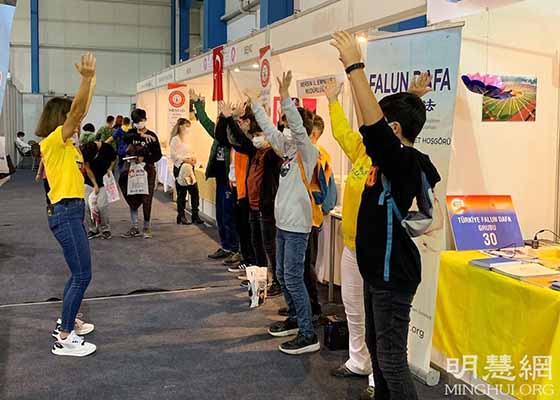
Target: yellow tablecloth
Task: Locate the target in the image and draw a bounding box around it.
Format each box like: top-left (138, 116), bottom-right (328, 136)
top-left (433, 251), bottom-right (560, 399)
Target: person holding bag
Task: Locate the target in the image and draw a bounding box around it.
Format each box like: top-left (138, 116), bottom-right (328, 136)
top-left (36, 53), bottom-right (97, 357)
top-left (118, 108), bottom-right (162, 239)
top-left (169, 117), bottom-right (203, 225)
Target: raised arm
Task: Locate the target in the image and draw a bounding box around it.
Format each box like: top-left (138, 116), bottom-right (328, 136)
top-left (248, 93), bottom-right (288, 155)
top-left (190, 90), bottom-right (216, 138)
top-left (323, 80), bottom-right (365, 164)
top-left (62, 54), bottom-right (96, 141)
top-left (221, 102), bottom-right (255, 156)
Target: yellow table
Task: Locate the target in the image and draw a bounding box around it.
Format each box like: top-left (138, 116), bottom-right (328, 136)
top-left (194, 168), bottom-right (215, 203)
top-left (433, 251), bottom-right (560, 399)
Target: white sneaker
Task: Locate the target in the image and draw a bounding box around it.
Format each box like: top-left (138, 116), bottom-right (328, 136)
top-left (52, 331), bottom-right (96, 357)
top-left (52, 316), bottom-right (95, 338)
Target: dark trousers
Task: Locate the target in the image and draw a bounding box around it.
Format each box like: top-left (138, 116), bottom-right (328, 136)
top-left (119, 163), bottom-right (156, 223)
top-left (249, 209), bottom-right (278, 283)
top-left (364, 284), bottom-right (418, 400)
top-left (174, 166), bottom-right (200, 220)
top-left (304, 226), bottom-right (322, 316)
top-left (47, 199), bottom-right (92, 333)
top-left (215, 178), bottom-right (238, 252)
top-left (234, 193), bottom-right (254, 264)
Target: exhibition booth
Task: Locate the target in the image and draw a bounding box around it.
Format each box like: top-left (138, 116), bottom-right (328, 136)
top-left (136, 0), bottom-right (560, 398)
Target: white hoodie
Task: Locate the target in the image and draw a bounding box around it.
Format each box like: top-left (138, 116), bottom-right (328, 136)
top-left (252, 98), bottom-right (318, 234)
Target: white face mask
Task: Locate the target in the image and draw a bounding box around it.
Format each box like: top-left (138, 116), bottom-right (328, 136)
top-left (252, 136), bottom-right (267, 149)
top-left (136, 121), bottom-right (146, 130)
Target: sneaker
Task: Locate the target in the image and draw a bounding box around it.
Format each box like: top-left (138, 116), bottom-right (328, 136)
top-left (278, 307), bottom-right (289, 317)
top-left (330, 365), bottom-right (367, 378)
top-left (52, 315), bottom-right (95, 338)
top-left (121, 227), bottom-right (141, 238)
top-left (228, 262), bottom-right (248, 273)
top-left (208, 248), bottom-right (231, 259)
top-left (278, 333), bottom-right (320, 355)
top-left (177, 216), bottom-right (191, 225)
top-left (223, 252), bottom-right (242, 265)
top-left (240, 279), bottom-right (249, 289)
top-left (268, 318), bottom-right (299, 337)
top-left (237, 274), bottom-right (248, 280)
top-left (143, 228), bottom-right (153, 239)
top-left (268, 282), bottom-right (283, 297)
top-left (101, 231), bottom-right (112, 240)
top-left (87, 231), bottom-right (101, 240)
top-left (52, 331), bottom-right (96, 357)
top-left (359, 386), bottom-right (375, 400)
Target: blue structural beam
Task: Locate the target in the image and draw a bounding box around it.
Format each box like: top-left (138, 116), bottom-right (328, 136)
top-left (179, 0), bottom-right (191, 62)
top-left (379, 15), bottom-right (427, 33)
top-left (31, 0), bottom-right (39, 93)
top-left (260, 0), bottom-right (293, 28)
top-left (203, 0), bottom-right (226, 51)
top-left (171, 0), bottom-right (176, 64)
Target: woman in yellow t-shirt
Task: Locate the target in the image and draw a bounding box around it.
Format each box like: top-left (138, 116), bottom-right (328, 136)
top-left (36, 53), bottom-right (97, 358)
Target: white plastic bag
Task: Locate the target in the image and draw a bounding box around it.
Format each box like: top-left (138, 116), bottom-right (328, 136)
top-left (103, 173), bottom-right (120, 203)
top-left (88, 191), bottom-right (100, 225)
top-left (127, 162), bottom-right (148, 195)
top-left (246, 266), bottom-right (268, 308)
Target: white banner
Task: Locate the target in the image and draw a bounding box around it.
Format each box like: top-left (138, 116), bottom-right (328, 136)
top-left (167, 83), bottom-right (189, 135)
top-left (0, 2), bottom-right (16, 118)
top-left (0, 136), bottom-right (8, 174)
top-left (259, 45), bottom-right (272, 115)
top-left (366, 26), bottom-right (462, 379)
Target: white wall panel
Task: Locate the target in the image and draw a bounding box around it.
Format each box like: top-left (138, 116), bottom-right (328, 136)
top-left (83, 96), bottom-right (108, 134)
top-left (227, 13), bottom-right (259, 42)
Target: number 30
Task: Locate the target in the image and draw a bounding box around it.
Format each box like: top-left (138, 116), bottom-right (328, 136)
top-left (483, 233), bottom-right (498, 246)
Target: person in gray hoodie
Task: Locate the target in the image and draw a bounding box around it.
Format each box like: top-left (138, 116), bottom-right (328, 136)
top-left (248, 71), bottom-right (320, 355)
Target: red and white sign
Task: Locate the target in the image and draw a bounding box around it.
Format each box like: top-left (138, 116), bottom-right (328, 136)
top-left (212, 45), bottom-right (224, 101)
top-left (259, 45), bottom-right (272, 115)
top-left (167, 83), bottom-right (189, 137)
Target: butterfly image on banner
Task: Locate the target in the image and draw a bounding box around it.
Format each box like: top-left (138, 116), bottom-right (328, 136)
top-left (461, 73), bottom-right (513, 99)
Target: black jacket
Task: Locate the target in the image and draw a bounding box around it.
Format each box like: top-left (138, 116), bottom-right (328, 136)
top-left (123, 128), bottom-right (162, 165)
top-left (355, 118), bottom-right (441, 295)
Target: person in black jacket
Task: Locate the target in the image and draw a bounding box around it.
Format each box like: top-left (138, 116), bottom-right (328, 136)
top-left (221, 102), bottom-right (283, 297)
top-left (118, 108), bottom-right (162, 239)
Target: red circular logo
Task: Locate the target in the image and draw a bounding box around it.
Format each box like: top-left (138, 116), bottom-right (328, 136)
top-left (169, 90), bottom-right (186, 108)
top-left (260, 59), bottom-right (270, 88)
top-left (230, 47), bottom-right (237, 63)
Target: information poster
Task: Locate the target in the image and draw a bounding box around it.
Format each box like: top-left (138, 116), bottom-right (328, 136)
top-left (447, 195), bottom-right (524, 250)
top-left (259, 45), bottom-right (272, 115)
top-left (167, 83), bottom-right (189, 136)
top-left (366, 26), bottom-right (462, 380)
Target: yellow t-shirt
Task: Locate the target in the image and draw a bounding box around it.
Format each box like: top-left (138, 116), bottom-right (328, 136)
top-left (40, 126), bottom-right (85, 204)
top-left (329, 101), bottom-right (373, 250)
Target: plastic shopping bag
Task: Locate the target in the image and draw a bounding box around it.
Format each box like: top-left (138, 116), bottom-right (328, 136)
top-left (127, 162), bottom-right (149, 196)
top-left (103, 173), bottom-right (120, 203)
top-left (88, 191), bottom-right (100, 225)
top-left (246, 266), bottom-right (268, 308)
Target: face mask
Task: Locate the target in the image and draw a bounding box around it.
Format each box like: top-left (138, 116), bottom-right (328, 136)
top-left (136, 121), bottom-right (146, 130)
top-left (252, 136), bottom-right (267, 149)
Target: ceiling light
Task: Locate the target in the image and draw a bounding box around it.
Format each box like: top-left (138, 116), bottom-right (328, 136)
top-left (252, 63), bottom-right (259, 69)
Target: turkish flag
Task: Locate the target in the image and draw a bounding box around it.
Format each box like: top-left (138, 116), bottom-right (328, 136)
top-left (212, 45), bottom-right (224, 101)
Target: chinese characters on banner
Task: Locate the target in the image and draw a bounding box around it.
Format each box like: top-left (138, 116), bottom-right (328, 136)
top-left (167, 83), bottom-right (189, 136)
top-left (212, 46), bottom-right (224, 101)
top-left (259, 45), bottom-right (272, 115)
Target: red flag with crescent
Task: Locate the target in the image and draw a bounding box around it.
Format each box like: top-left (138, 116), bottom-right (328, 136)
top-left (212, 45), bottom-right (224, 101)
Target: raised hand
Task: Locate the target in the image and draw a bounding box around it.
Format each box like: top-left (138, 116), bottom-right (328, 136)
top-left (276, 71), bottom-right (293, 99)
top-left (244, 90), bottom-right (262, 106)
top-left (188, 88), bottom-right (198, 102)
top-left (232, 102), bottom-right (244, 118)
top-left (330, 31), bottom-right (362, 68)
top-left (323, 79), bottom-right (343, 103)
top-left (409, 72), bottom-right (432, 98)
top-left (75, 53), bottom-right (96, 79)
top-left (221, 101), bottom-right (234, 118)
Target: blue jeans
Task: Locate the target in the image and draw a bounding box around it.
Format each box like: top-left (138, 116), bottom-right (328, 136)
top-left (215, 178), bottom-right (239, 252)
top-left (276, 228), bottom-right (314, 338)
top-left (364, 285), bottom-right (418, 400)
top-left (47, 199), bottom-right (92, 333)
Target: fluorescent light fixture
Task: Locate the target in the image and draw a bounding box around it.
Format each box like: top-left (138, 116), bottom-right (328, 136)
top-left (234, 67), bottom-right (240, 72)
top-left (252, 63), bottom-right (259, 69)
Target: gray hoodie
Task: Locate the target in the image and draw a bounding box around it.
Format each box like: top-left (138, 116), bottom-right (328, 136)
top-left (252, 98), bottom-right (318, 234)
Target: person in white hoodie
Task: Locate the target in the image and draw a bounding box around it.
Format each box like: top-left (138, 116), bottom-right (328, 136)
top-left (248, 71), bottom-right (320, 355)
